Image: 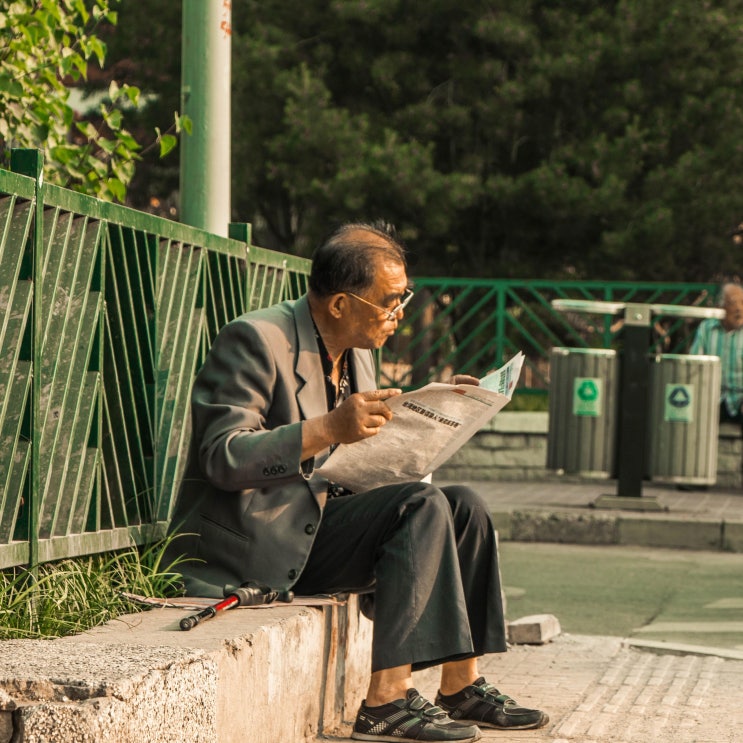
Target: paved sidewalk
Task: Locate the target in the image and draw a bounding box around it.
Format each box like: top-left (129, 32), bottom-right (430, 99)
top-left (326, 478), bottom-right (743, 743)
top-left (329, 634), bottom-right (743, 743)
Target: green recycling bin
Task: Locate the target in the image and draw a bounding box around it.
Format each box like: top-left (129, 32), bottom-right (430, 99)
top-left (647, 354), bottom-right (721, 485)
top-left (547, 348), bottom-right (619, 477)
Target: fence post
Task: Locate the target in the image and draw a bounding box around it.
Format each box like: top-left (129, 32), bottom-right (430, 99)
top-left (10, 148), bottom-right (44, 569)
top-left (228, 222), bottom-right (252, 310)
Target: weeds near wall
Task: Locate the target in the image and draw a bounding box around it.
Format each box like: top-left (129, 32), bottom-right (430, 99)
top-left (0, 537), bottom-right (186, 640)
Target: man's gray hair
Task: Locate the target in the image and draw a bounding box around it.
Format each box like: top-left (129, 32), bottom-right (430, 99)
top-left (309, 221), bottom-right (407, 297)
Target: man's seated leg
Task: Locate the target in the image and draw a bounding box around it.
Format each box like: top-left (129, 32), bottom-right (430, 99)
top-left (431, 487), bottom-right (548, 731)
top-left (297, 480), bottom-right (547, 740)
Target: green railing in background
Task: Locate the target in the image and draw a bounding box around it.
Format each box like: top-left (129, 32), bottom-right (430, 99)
top-left (0, 150), bottom-right (310, 571)
top-left (380, 278), bottom-right (718, 391)
top-left (0, 150), bottom-right (720, 570)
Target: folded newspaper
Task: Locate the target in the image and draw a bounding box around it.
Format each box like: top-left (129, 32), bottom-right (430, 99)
top-left (317, 352), bottom-right (524, 491)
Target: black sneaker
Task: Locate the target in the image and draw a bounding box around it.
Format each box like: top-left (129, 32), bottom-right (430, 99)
top-left (351, 688), bottom-right (481, 742)
top-left (435, 677), bottom-right (548, 731)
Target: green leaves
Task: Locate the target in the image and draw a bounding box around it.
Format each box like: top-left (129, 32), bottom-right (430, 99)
top-left (0, 0), bottom-right (186, 203)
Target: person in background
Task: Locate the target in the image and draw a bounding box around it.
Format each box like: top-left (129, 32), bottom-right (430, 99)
top-left (167, 221), bottom-right (548, 742)
top-left (690, 280), bottom-right (743, 427)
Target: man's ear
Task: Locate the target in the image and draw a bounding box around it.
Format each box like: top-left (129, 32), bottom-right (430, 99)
top-left (328, 293), bottom-right (346, 320)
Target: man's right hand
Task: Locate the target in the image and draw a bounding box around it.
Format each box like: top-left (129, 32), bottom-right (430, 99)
top-left (301, 389), bottom-right (401, 461)
top-left (327, 389), bottom-right (402, 444)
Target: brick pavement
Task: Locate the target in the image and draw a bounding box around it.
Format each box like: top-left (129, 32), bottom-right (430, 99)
top-left (328, 634), bottom-right (743, 743)
top-left (325, 480), bottom-right (743, 742)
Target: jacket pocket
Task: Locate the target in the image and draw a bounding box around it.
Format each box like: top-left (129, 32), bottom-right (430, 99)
top-left (196, 514), bottom-right (252, 574)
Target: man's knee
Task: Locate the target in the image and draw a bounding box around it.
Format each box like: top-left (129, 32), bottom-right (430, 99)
top-left (434, 484), bottom-right (496, 546)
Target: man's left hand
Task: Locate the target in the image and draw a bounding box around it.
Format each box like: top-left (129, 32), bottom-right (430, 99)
top-left (449, 374), bottom-right (480, 386)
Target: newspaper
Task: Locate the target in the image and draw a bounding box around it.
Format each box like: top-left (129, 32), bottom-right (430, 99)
top-left (317, 352), bottom-right (524, 492)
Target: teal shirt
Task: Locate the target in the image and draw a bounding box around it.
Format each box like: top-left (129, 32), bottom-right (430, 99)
top-left (690, 318), bottom-right (743, 417)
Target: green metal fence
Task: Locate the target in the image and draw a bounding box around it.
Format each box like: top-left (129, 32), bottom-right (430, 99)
top-left (0, 149), bottom-right (720, 570)
top-left (0, 150), bottom-right (311, 571)
top-left (380, 278), bottom-right (718, 391)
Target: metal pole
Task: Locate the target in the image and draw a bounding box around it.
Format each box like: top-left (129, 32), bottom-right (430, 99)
top-left (180, 0), bottom-right (232, 236)
top-left (615, 305), bottom-right (651, 498)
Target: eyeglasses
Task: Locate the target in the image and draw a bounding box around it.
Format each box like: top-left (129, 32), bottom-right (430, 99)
top-left (346, 288), bottom-right (414, 321)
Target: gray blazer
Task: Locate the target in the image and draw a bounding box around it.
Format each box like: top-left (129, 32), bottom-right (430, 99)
top-left (167, 295), bottom-right (377, 597)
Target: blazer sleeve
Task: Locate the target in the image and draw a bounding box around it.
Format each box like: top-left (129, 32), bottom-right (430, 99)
top-left (192, 316), bottom-right (306, 492)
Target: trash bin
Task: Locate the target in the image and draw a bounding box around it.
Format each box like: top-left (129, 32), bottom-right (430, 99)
top-left (647, 354), bottom-right (721, 485)
top-left (547, 348), bottom-right (619, 477)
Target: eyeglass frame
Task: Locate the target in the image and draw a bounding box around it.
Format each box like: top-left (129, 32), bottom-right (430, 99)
top-left (345, 288), bottom-right (415, 321)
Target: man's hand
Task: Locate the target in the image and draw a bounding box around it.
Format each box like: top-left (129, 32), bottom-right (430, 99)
top-left (449, 374), bottom-right (480, 386)
top-left (301, 389), bottom-right (401, 460)
top-left (326, 389), bottom-right (402, 444)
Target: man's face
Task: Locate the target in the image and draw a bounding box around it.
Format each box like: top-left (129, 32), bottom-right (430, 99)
top-left (723, 285), bottom-right (743, 331)
top-left (340, 254), bottom-right (410, 350)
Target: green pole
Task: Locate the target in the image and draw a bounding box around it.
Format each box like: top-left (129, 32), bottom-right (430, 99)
top-left (180, 0), bottom-right (232, 236)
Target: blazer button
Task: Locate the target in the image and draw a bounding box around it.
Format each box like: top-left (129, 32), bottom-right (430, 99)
top-left (304, 524), bottom-right (315, 535)
top-left (288, 569), bottom-right (298, 580)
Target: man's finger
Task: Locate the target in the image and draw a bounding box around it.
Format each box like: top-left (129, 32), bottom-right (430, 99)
top-left (370, 403), bottom-right (394, 420)
top-left (362, 388), bottom-right (402, 401)
top-left (450, 374), bottom-right (480, 386)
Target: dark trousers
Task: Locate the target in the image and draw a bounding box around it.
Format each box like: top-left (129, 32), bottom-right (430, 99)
top-left (293, 481), bottom-right (507, 673)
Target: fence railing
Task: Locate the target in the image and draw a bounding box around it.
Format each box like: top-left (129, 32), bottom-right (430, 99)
top-left (0, 150), bottom-right (719, 569)
top-left (0, 150), bottom-right (311, 570)
top-left (379, 278), bottom-right (718, 392)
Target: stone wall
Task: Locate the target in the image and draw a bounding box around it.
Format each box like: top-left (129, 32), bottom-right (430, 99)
top-left (436, 412), bottom-right (742, 489)
top-left (0, 597), bottom-right (373, 743)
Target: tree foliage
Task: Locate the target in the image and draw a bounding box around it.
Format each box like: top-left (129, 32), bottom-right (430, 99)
top-left (61, 1), bottom-right (743, 277)
top-left (0, 0), bottom-right (185, 202)
top-left (79, 0), bottom-right (185, 211)
top-left (231, 0), bottom-right (743, 280)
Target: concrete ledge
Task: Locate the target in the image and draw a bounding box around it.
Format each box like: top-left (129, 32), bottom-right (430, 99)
top-left (617, 518), bottom-right (723, 551)
top-left (494, 509), bottom-right (741, 552)
top-left (0, 597), bottom-right (372, 743)
top-left (624, 637), bottom-right (743, 661)
top-left (724, 521), bottom-right (743, 552)
top-left (508, 510), bottom-right (619, 545)
top-left (485, 411), bottom-right (548, 434)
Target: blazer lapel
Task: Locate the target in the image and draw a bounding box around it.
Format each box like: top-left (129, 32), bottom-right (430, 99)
top-left (293, 294), bottom-right (378, 413)
top-left (294, 295), bottom-right (328, 422)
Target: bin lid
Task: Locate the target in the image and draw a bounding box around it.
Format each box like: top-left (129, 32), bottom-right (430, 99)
top-left (552, 347), bottom-right (617, 356)
top-left (649, 304), bottom-right (724, 320)
top-left (650, 353), bottom-right (721, 363)
top-left (552, 298), bottom-right (724, 321)
top-left (552, 299), bottom-right (625, 315)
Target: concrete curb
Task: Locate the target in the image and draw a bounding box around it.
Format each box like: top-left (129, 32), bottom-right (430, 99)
top-left (492, 508), bottom-right (743, 552)
top-left (623, 637), bottom-right (743, 661)
top-left (0, 598), bottom-right (372, 743)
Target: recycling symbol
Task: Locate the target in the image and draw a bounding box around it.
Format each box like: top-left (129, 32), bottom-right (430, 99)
top-left (668, 386), bottom-right (690, 408)
top-left (577, 380), bottom-right (599, 401)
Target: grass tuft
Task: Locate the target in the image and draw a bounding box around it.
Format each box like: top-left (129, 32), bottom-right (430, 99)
top-left (0, 535), bottom-right (187, 640)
